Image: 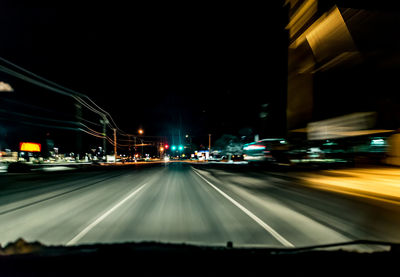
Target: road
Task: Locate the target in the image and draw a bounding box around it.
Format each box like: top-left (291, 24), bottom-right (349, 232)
top-left (1, 163), bottom-right (400, 249)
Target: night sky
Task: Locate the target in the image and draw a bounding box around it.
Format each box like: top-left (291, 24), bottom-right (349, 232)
top-left (0, 4), bottom-right (287, 149)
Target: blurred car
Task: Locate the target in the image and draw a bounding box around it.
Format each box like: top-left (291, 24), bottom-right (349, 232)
top-left (243, 138), bottom-right (289, 163)
top-left (208, 155), bottom-right (224, 161)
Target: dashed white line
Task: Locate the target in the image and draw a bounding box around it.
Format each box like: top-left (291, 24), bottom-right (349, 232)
top-left (66, 183), bottom-right (147, 246)
top-left (192, 168), bottom-right (294, 247)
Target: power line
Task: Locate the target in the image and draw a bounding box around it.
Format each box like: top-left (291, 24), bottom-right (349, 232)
top-left (0, 108), bottom-right (115, 142)
top-left (0, 57), bottom-right (133, 136)
top-left (0, 64), bottom-right (124, 136)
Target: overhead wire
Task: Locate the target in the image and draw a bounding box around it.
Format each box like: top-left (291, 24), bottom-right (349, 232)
top-left (0, 57), bottom-right (134, 136)
top-left (0, 64), bottom-right (127, 143)
top-left (0, 106), bottom-right (113, 141)
top-left (0, 57), bottom-right (162, 153)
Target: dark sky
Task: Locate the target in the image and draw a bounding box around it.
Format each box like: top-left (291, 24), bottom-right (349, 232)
top-left (0, 4), bottom-right (287, 146)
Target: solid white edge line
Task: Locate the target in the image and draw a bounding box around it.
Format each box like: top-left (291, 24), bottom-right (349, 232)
top-left (66, 183), bottom-right (147, 246)
top-left (192, 168), bottom-right (294, 247)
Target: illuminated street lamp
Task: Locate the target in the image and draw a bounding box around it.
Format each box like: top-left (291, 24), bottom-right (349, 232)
top-left (138, 129), bottom-right (144, 135)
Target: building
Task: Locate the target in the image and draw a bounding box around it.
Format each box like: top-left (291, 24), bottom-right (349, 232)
top-left (285, 0), bottom-right (400, 136)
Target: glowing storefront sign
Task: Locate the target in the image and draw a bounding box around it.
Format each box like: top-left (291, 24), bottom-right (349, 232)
top-left (19, 142), bottom-right (41, 152)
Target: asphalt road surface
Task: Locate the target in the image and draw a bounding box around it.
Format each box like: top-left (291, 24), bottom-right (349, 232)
top-left (1, 163), bottom-right (400, 249)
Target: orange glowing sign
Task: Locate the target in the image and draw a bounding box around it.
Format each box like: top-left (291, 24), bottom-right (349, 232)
top-left (20, 142), bottom-right (41, 152)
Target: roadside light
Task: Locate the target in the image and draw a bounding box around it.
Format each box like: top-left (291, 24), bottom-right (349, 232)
top-left (138, 129), bottom-right (144, 135)
top-left (165, 144), bottom-right (169, 149)
top-left (178, 145), bottom-right (183, 151)
top-left (171, 145), bottom-right (177, 150)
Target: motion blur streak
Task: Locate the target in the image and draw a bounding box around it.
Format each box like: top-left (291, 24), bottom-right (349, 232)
top-left (66, 182), bottom-right (147, 245)
top-left (300, 168), bottom-right (400, 203)
top-left (2, 163), bottom-right (400, 251)
top-left (192, 168), bottom-right (294, 247)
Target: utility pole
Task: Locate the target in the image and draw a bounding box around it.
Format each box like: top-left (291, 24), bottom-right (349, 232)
top-left (114, 128), bottom-right (117, 162)
top-left (141, 138), bottom-right (144, 157)
top-left (208, 133), bottom-right (211, 159)
top-left (100, 116), bottom-right (108, 160)
top-left (75, 103), bottom-right (82, 160)
top-left (128, 135), bottom-right (131, 159)
top-left (134, 136), bottom-right (137, 158)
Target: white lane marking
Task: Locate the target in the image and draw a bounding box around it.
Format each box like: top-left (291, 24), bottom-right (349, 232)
top-left (192, 168), bottom-right (294, 247)
top-left (66, 183), bottom-right (147, 246)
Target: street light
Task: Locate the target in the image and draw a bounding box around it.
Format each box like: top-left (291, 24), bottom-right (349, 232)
top-left (138, 129), bottom-right (144, 135)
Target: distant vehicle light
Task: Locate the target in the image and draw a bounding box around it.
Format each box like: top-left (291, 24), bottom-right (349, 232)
top-left (243, 144), bottom-right (266, 151)
top-left (19, 142), bottom-right (41, 152)
top-left (371, 139), bottom-right (385, 145)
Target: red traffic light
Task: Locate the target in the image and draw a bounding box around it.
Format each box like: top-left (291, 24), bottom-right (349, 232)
top-left (165, 144), bottom-right (169, 149)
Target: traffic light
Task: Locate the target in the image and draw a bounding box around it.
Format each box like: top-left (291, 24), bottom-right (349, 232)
top-left (171, 145), bottom-right (177, 150)
top-left (178, 145), bottom-right (183, 151)
top-left (165, 144), bottom-right (169, 149)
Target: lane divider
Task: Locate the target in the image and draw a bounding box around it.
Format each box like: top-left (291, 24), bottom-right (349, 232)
top-left (66, 183), bottom-right (147, 246)
top-left (192, 168), bottom-right (294, 247)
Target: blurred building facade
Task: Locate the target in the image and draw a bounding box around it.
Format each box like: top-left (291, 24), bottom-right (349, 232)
top-left (285, 0), bottom-right (400, 134)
